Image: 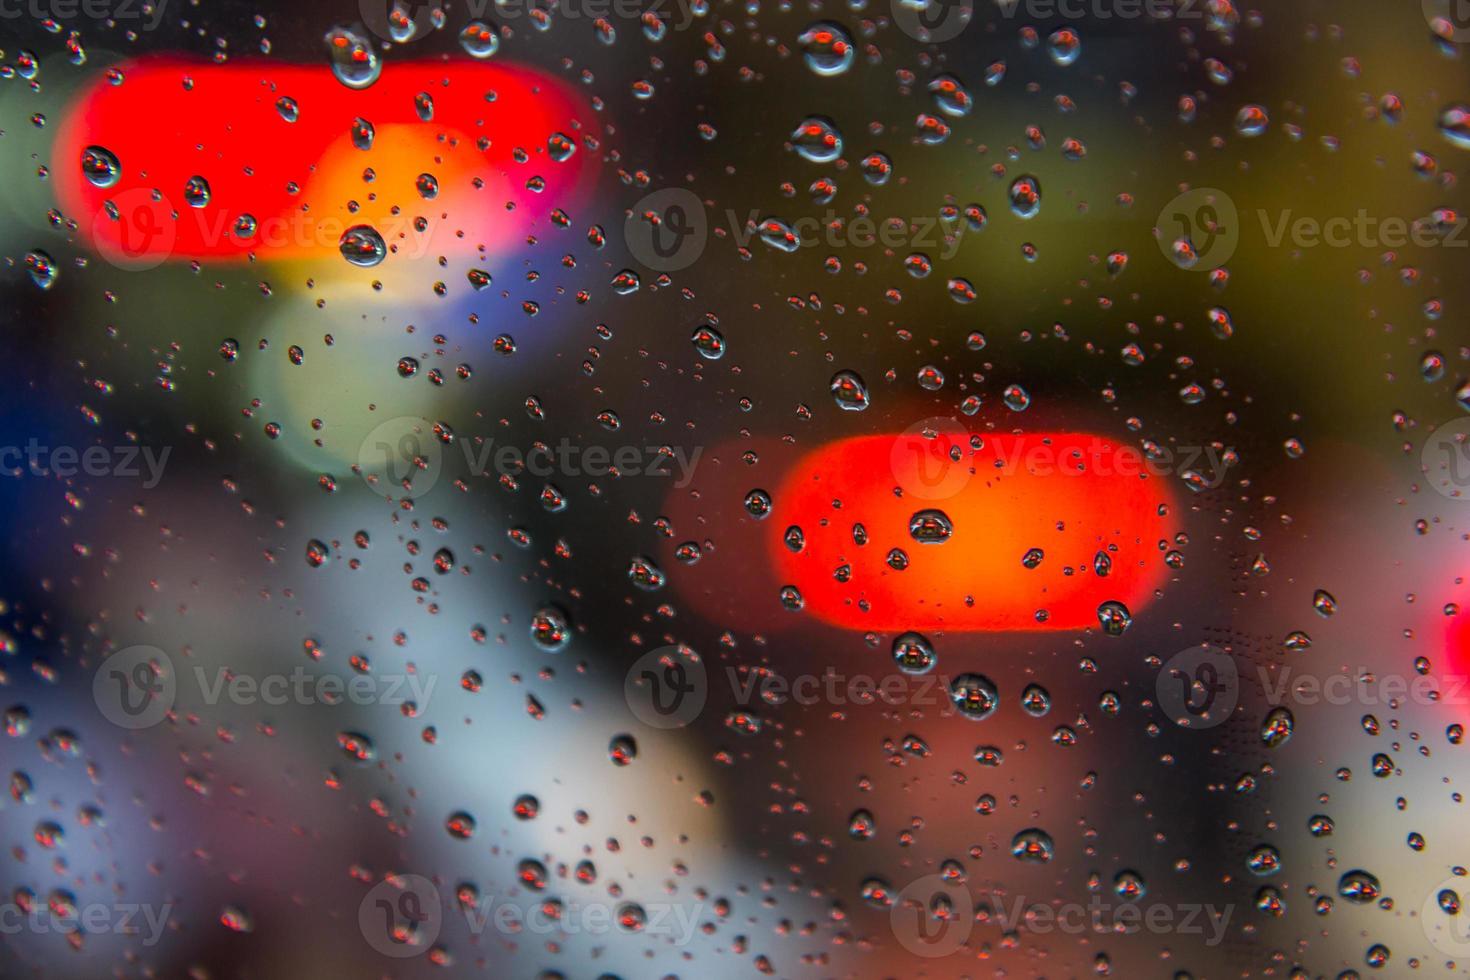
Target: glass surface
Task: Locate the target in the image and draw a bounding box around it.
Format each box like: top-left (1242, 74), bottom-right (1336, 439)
top-left (1, 2), bottom-right (1469, 977)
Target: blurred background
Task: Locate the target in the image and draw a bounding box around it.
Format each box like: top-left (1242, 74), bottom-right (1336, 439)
top-left (1, 0), bottom-right (1469, 976)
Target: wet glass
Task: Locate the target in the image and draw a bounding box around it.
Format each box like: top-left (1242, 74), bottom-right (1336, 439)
top-left (1, 2), bottom-right (1469, 978)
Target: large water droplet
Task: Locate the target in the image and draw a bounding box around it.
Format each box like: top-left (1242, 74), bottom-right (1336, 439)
top-left (81, 145), bottom-right (120, 188)
top-left (797, 21), bottom-right (854, 76)
top-left (324, 26), bottom-right (382, 90)
top-left (460, 21), bottom-right (500, 58)
top-left (339, 225), bottom-right (386, 267)
top-left (791, 116), bottom-right (843, 163)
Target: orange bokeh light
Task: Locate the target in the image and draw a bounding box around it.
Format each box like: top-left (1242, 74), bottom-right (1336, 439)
top-left (769, 430), bottom-right (1177, 631)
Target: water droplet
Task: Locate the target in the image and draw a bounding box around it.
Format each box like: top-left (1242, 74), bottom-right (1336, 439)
top-left (609, 733), bottom-right (638, 765)
top-left (24, 250), bottom-right (56, 290)
top-left (791, 116), bottom-right (843, 163)
top-left (351, 116), bottom-right (375, 151)
top-left (1438, 104), bottom-right (1470, 149)
top-left (446, 811), bottom-right (476, 839)
top-left (830, 370), bottom-right (869, 411)
top-left (628, 555), bottom-right (666, 591)
top-left (1047, 28), bottom-right (1080, 66)
top-left (1003, 384), bottom-right (1030, 411)
top-left (183, 175), bottom-right (211, 208)
top-left (797, 21), bottom-right (854, 76)
top-left (530, 606), bottom-right (571, 651)
top-left (891, 632), bottom-right (936, 674)
top-left (324, 26), bottom-right (381, 89)
top-left (1235, 104), bottom-right (1270, 137)
top-left (691, 324), bottom-right (726, 359)
top-left (80, 145), bottom-right (120, 188)
top-left (460, 21), bottom-right (499, 58)
top-left (929, 73), bottom-right (973, 116)
top-left (950, 673), bottom-right (999, 720)
top-left (1009, 175), bottom-right (1041, 218)
top-left (1261, 706), bottom-right (1294, 748)
top-left (1097, 600), bottom-right (1132, 636)
top-left (1011, 827), bottom-right (1054, 862)
top-left (1338, 869), bottom-right (1380, 903)
top-left (339, 225), bottom-right (386, 267)
top-left (908, 509), bottom-right (953, 544)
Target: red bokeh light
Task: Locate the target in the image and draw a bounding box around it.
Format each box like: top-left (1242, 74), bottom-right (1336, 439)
top-left (54, 57), bottom-right (597, 265)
